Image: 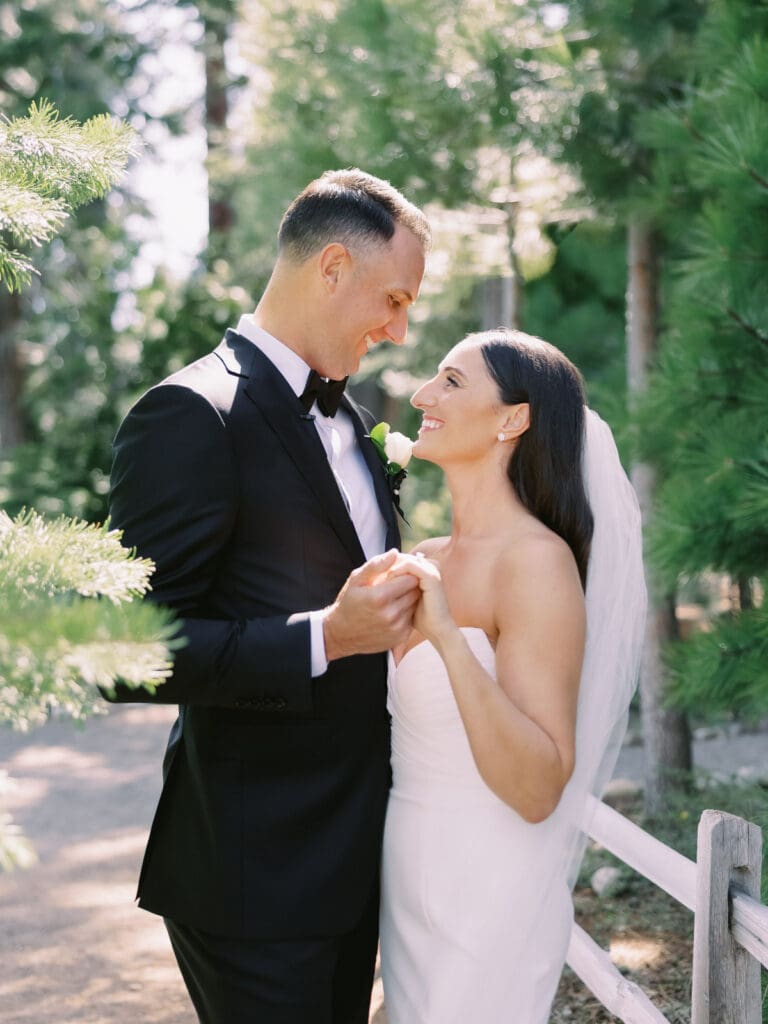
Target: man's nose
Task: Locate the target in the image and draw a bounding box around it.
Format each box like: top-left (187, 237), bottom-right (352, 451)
top-left (387, 307), bottom-right (409, 346)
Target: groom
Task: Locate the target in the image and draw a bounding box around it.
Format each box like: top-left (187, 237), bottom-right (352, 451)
top-left (106, 169), bottom-right (430, 1023)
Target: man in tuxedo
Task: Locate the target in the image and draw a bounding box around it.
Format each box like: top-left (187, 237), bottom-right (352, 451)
top-left (106, 169), bottom-right (430, 1023)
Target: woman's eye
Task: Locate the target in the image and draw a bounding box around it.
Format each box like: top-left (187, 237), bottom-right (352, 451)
top-left (445, 375), bottom-right (459, 388)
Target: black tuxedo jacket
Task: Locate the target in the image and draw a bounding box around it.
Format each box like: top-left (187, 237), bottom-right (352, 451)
top-left (107, 329), bottom-right (400, 939)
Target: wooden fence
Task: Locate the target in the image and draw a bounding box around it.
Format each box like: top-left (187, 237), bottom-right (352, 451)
top-left (565, 796), bottom-right (768, 1023)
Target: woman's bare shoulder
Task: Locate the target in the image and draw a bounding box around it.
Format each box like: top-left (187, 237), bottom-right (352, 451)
top-left (491, 524), bottom-right (586, 655)
top-left (493, 522), bottom-right (582, 595)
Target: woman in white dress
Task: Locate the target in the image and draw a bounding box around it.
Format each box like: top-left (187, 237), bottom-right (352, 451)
top-left (379, 329), bottom-right (645, 1023)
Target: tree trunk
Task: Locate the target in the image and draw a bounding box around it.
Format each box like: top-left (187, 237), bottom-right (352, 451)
top-left (504, 201), bottom-right (523, 329)
top-left (203, 1), bottom-right (235, 252)
top-left (737, 574), bottom-right (754, 611)
top-left (481, 277), bottom-right (519, 331)
top-left (0, 288), bottom-right (24, 455)
top-left (626, 219), bottom-right (692, 816)
top-left (481, 202), bottom-right (525, 331)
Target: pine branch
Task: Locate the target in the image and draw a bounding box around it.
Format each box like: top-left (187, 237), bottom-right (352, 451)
top-left (0, 183), bottom-right (68, 244)
top-left (0, 509), bottom-right (156, 603)
top-left (0, 182), bottom-right (69, 290)
top-left (0, 100), bottom-right (139, 207)
top-left (726, 307), bottom-right (768, 347)
top-left (0, 100), bottom-right (140, 293)
top-left (0, 247), bottom-right (38, 292)
top-left (746, 165), bottom-right (768, 192)
top-left (0, 511), bottom-right (179, 730)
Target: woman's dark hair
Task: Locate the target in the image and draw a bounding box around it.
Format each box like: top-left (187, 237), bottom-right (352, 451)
top-left (476, 328), bottom-right (594, 589)
top-left (278, 168), bottom-right (431, 262)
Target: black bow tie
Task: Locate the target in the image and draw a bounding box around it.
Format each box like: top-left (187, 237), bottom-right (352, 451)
top-left (299, 369), bottom-right (348, 418)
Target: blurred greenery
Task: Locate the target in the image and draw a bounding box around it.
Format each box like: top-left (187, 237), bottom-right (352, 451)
top-left (1, 0), bottom-right (767, 728)
top-left (635, 0), bottom-right (768, 716)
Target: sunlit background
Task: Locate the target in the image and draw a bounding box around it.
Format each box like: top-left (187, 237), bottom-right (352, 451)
top-left (1, 2), bottom-right (767, 1019)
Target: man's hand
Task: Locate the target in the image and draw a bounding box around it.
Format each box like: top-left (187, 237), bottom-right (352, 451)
top-left (385, 552), bottom-right (456, 651)
top-left (322, 550), bottom-right (421, 661)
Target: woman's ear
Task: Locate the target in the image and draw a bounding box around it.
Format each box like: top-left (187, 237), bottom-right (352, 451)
top-left (501, 403), bottom-right (530, 439)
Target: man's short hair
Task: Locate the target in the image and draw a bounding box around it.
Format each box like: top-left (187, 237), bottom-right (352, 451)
top-left (277, 168), bottom-right (431, 262)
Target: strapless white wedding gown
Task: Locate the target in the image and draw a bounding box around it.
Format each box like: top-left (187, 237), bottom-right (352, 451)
top-left (380, 628), bottom-right (574, 1024)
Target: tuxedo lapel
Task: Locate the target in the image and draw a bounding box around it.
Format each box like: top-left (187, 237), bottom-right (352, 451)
top-left (344, 394), bottom-right (401, 551)
top-left (217, 333), bottom-right (366, 566)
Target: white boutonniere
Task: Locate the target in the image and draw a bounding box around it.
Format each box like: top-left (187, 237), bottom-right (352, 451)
top-left (367, 422), bottom-right (414, 521)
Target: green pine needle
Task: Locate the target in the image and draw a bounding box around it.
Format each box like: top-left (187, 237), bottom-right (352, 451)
top-left (0, 99), bottom-right (139, 293)
top-left (0, 510), bottom-right (179, 730)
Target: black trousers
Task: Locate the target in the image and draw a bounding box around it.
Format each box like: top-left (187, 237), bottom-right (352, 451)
top-left (164, 886), bottom-right (379, 1024)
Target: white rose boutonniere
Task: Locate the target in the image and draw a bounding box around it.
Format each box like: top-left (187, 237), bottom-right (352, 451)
top-left (367, 422), bottom-right (414, 522)
top-left (382, 429), bottom-right (413, 469)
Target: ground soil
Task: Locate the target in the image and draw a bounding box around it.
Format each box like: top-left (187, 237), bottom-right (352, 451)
top-left (1, 704), bottom-right (765, 1023)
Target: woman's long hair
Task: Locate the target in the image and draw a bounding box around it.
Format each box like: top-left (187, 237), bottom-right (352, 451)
top-left (476, 329), bottom-right (594, 589)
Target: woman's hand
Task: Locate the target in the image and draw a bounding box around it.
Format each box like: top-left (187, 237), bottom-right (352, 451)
top-left (386, 552), bottom-right (458, 650)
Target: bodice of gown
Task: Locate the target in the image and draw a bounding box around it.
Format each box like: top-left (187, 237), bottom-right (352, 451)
top-left (388, 627), bottom-right (506, 808)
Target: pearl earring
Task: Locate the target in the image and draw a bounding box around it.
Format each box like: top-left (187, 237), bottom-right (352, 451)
top-left (497, 432), bottom-right (505, 442)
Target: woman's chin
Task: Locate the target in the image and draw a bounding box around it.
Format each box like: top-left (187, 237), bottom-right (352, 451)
top-left (411, 437), bottom-right (441, 465)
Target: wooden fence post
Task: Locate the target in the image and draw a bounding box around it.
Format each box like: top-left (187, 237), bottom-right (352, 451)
top-left (691, 809), bottom-right (763, 1024)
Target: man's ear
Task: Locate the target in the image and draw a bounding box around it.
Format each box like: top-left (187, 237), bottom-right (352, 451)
top-left (318, 242), bottom-right (350, 292)
top-left (501, 403), bottom-right (530, 438)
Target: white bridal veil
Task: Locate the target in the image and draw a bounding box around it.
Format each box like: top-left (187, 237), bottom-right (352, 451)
top-left (562, 407), bottom-right (648, 888)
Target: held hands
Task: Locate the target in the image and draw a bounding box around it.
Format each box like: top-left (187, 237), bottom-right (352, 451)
top-left (322, 550), bottom-right (421, 661)
top-left (385, 552), bottom-right (457, 651)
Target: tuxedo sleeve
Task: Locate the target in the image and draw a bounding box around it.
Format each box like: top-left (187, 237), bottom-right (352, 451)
top-left (105, 383), bottom-right (314, 711)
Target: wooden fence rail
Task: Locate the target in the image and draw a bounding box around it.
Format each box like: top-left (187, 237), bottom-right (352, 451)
top-left (564, 797), bottom-right (767, 1024)
top-left (732, 892), bottom-right (768, 969)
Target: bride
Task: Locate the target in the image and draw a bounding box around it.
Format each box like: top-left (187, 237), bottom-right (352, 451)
top-left (379, 328), bottom-right (646, 1023)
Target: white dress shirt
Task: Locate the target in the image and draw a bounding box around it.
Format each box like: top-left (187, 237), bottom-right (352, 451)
top-left (235, 315), bottom-right (388, 676)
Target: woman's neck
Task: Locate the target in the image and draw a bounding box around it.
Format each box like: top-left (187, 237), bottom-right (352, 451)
top-left (442, 457), bottom-right (528, 542)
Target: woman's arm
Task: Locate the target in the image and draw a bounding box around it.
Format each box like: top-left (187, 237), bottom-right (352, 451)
top-left (393, 542), bottom-right (585, 822)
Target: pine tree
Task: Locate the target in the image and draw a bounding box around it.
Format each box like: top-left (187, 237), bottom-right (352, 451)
top-left (637, 0), bottom-right (768, 719)
top-left (542, 0), bottom-right (706, 813)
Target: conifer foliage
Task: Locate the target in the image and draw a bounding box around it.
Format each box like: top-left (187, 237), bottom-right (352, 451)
top-left (0, 510), bottom-right (178, 731)
top-left (0, 100), bottom-right (137, 292)
top-left (638, 1), bottom-right (768, 717)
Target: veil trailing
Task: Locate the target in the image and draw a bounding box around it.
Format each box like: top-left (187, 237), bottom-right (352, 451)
top-left (561, 407), bottom-right (647, 888)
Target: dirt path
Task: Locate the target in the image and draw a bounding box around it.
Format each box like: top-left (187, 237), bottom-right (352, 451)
top-left (0, 704), bottom-right (386, 1024)
top-left (1, 704), bottom-right (765, 1023)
